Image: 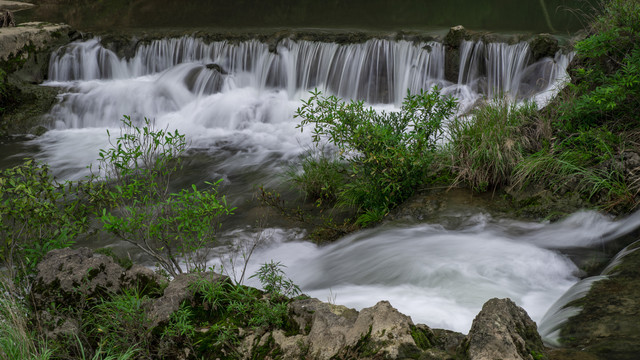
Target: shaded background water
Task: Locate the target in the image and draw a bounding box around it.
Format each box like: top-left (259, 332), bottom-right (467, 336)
top-left (20, 0), bottom-right (594, 33)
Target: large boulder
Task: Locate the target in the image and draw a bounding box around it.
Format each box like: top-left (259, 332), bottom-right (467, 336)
top-left (464, 298), bottom-right (547, 360)
top-left (263, 298), bottom-right (455, 359)
top-left (32, 247), bottom-right (163, 310)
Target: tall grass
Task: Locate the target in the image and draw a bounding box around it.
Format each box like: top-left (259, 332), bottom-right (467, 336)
top-left (0, 278), bottom-right (52, 360)
top-left (287, 149), bottom-right (347, 205)
top-left (447, 100), bottom-right (541, 191)
top-left (511, 128), bottom-right (637, 211)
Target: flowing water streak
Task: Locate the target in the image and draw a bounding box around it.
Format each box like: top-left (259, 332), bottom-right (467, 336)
top-left (213, 210), bottom-right (640, 336)
top-left (48, 37), bottom-right (447, 105)
top-left (537, 212), bottom-right (640, 346)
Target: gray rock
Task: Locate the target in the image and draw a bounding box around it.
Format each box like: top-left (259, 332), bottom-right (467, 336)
top-left (122, 264), bottom-right (164, 294)
top-left (445, 25), bottom-right (469, 48)
top-left (147, 272), bottom-right (226, 328)
top-left (32, 247), bottom-right (164, 310)
top-left (32, 247), bottom-right (126, 309)
top-left (0, 10), bottom-right (15, 27)
top-left (529, 34), bottom-right (559, 62)
top-left (285, 299), bottom-right (417, 359)
top-left (465, 298), bottom-right (546, 360)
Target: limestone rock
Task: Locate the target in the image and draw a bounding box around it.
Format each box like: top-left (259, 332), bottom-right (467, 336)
top-left (0, 10), bottom-right (15, 27)
top-left (32, 247), bottom-right (164, 311)
top-left (445, 25), bottom-right (469, 48)
top-left (286, 298), bottom-right (418, 359)
top-left (33, 247), bottom-right (126, 309)
top-left (529, 33), bottom-right (559, 62)
top-left (147, 272), bottom-right (226, 328)
top-left (0, 22), bottom-right (71, 61)
top-left (465, 298), bottom-right (546, 360)
top-left (122, 263), bottom-right (164, 294)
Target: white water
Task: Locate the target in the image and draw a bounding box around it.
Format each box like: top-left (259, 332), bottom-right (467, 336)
top-left (217, 209), bottom-right (640, 341)
top-left (35, 36), bottom-right (573, 182)
top-left (12, 35), bottom-right (611, 342)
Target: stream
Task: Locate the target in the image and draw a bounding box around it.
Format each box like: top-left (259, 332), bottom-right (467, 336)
top-left (4, 7), bottom-right (638, 345)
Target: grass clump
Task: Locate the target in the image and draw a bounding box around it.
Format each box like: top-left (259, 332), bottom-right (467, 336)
top-left (189, 262), bottom-right (302, 358)
top-left (288, 150), bottom-right (347, 205)
top-left (83, 290), bottom-right (152, 358)
top-left (447, 100), bottom-right (541, 191)
top-left (0, 279), bottom-right (53, 360)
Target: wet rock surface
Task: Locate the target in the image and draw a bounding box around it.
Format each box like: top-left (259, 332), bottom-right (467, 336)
top-left (0, 18), bottom-right (77, 138)
top-left (560, 241), bottom-right (640, 360)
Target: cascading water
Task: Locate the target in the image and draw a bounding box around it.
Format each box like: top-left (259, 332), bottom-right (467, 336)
top-left (13, 34), bottom-right (612, 342)
top-left (457, 39), bottom-right (573, 105)
top-left (39, 36), bottom-right (572, 180)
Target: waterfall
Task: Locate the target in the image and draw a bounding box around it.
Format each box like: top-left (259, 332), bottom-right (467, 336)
top-left (456, 39), bottom-right (573, 104)
top-left (48, 37), bottom-right (446, 105)
top-left (47, 36), bottom-right (570, 114)
top-left (39, 35), bottom-right (574, 180)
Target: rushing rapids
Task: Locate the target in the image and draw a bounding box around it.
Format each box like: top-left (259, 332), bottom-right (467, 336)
top-left (17, 35), bottom-right (631, 345)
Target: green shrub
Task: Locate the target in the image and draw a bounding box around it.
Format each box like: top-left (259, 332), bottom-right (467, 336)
top-left (0, 160), bottom-right (87, 281)
top-left (296, 89), bottom-right (457, 225)
top-left (98, 117), bottom-right (234, 277)
top-left (447, 100), bottom-right (538, 191)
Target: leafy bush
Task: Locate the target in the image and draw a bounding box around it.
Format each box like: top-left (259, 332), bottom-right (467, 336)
top-left (0, 160), bottom-right (87, 281)
top-left (447, 100), bottom-right (539, 191)
top-left (98, 117), bottom-right (234, 277)
top-left (296, 89), bottom-right (457, 225)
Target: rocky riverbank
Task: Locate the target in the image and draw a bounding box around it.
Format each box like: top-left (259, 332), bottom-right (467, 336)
top-left (33, 247), bottom-right (551, 360)
top-left (0, 0), bottom-right (79, 138)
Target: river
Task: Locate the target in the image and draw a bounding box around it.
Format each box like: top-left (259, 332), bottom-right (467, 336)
top-left (5, 0), bottom-right (635, 345)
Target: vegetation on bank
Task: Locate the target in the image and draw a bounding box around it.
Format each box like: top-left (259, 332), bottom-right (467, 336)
top-left (0, 118), bottom-right (301, 359)
top-left (1, 0), bottom-right (639, 358)
top-left (288, 0), bottom-right (640, 222)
